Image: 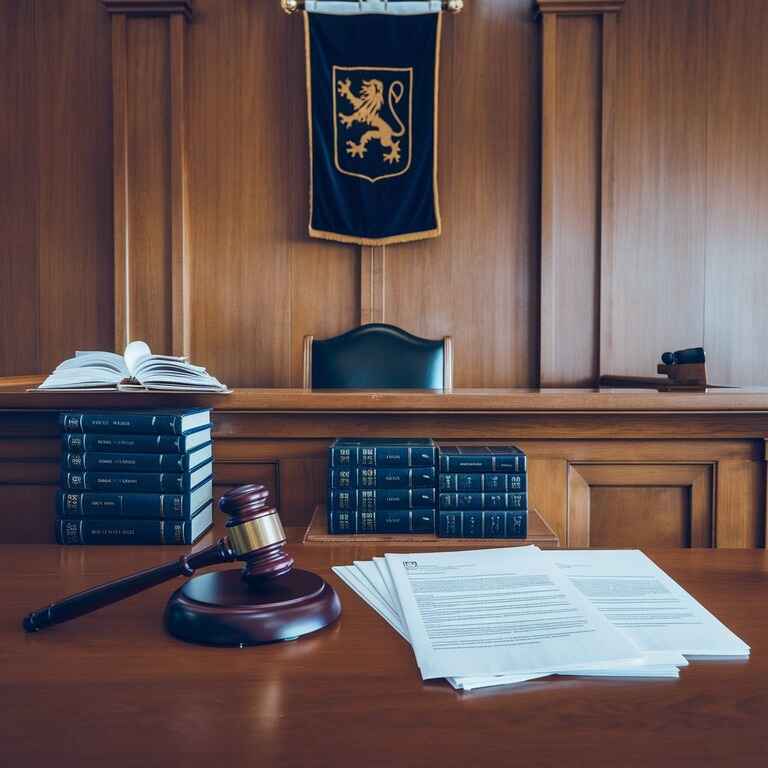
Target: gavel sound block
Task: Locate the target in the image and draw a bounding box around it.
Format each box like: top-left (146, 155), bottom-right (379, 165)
top-left (23, 484), bottom-right (342, 646)
top-left (165, 485), bottom-right (341, 645)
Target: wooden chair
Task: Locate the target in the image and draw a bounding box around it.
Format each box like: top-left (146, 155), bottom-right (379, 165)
top-left (303, 323), bottom-right (453, 391)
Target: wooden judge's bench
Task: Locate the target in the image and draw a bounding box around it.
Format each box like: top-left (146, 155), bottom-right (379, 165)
top-left (1, 380), bottom-right (766, 549)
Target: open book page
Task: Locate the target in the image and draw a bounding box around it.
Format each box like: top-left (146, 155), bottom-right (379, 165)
top-left (38, 351), bottom-right (129, 389)
top-left (37, 341), bottom-right (229, 393)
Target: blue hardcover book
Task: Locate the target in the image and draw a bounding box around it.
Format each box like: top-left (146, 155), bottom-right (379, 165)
top-left (328, 506), bottom-right (358, 534)
top-left (63, 443), bottom-right (212, 472)
top-left (58, 478), bottom-right (213, 519)
top-left (62, 459), bottom-right (213, 493)
top-left (437, 509), bottom-right (527, 539)
top-left (328, 489), bottom-right (436, 511)
top-left (375, 509), bottom-right (435, 533)
top-left (329, 467), bottom-right (436, 489)
top-left (62, 427), bottom-right (211, 454)
top-left (60, 409), bottom-right (211, 435)
top-left (56, 500), bottom-right (214, 545)
top-left (439, 492), bottom-right (527, 510)
top-left (438, 445), bottom-right (527, 473)
top-left (330, 438), bottom-right (437, 468)
top-left (439, 472), bottom-right (526, 492)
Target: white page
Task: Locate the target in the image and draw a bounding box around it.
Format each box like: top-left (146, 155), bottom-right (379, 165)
top-left (333, 566), bottom-right (545, 690)
top-left (385, 547), bottom-right (644, 679)
top-left (366, 557), bottom-right (681, 682)
top-left (547, 550), bottom-right (749, 657)
top-left (123, 340), bottom-right (152, 376)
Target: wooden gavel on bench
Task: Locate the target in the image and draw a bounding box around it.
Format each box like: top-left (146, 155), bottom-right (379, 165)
top-left (24, 484), bottom-right (341, 645)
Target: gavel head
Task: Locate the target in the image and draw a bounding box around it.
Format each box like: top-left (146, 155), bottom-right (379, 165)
top-left (219, 484), bottom-right (294, 584)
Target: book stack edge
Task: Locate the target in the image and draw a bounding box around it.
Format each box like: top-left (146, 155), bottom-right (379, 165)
top-left (56, 408), bottom-right (215, 545)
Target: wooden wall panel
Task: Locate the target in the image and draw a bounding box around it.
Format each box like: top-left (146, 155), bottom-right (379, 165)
top-left (37, 0), bottom-right (115, 371)
top-left (124, 18), bottom-right (173, 351)
top-left (542, 14), bottom-right (602, 386)
top-left (384, 0), bottom-right (540, 387)
top-left (0, 1), bottom-right (38, 376)
top-left (603, 0), bottom-right (707, 378)
top-left (704, 0), bottom-right (768, 386)
top-left (187, 0), bottom-right (359, 387)
top-left (0, 0), bottom-right (113, 377)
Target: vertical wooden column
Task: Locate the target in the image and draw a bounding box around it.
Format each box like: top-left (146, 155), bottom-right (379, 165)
top-left (537, 0), bottom-right (623, 386)
top-left (104, 0), bottom-right (192, 356)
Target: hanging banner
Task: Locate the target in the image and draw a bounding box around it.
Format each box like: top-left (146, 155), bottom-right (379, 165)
top-left (304, 9), bottom-right (442, 246)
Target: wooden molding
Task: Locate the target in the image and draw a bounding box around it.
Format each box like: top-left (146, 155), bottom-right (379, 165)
top-left (103, 0), bottom-right (193, 19)
top-left (360, 246), bottom-right (386, 324)
top-left (302, 336), bottom-right (313, 390)
top-left (443, 336), bottom-right (453, 392)
top-left (537, 0), bottom-right (625, 15)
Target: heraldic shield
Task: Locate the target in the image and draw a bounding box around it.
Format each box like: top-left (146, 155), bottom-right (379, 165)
top-left (333, 66), bottom-right (413, 183)
top-left (304, 11), bottom-right (442, 246)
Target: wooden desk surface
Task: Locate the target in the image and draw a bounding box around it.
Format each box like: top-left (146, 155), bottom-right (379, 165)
top-left (1, 541), bottom-right (766, 767)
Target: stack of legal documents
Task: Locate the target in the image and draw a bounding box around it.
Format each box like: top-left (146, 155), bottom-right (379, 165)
top-left (333, 547), bottom-right (749, 691)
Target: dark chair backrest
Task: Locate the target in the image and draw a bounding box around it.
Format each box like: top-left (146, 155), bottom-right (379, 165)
top-left (304, 324), bottom-right (452, 390)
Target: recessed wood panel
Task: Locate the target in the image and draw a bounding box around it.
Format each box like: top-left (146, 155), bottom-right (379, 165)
top-left (186, 0), bottom-right (358, 387)
top-left (590, 486), bottom-right (690, 547)
top-left (384, 0), bottom-right (540, 387)
top-left (36, 0), bottom-right (114, 369)
top-left (125, 17), bottom-right (173, 352)
top-left (0, 0), bottom-right (38, 376)
top-left (604, 0), bottom-right (707, 377)
top-left (704, 0), bottom-right (768, 387)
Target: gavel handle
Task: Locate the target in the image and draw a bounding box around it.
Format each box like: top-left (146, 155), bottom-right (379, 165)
top-left (23, 538), bottom-right (236, 633)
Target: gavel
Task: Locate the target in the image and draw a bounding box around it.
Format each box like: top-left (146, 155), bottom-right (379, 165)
top-left (23, 484), bottom-right (341, 645)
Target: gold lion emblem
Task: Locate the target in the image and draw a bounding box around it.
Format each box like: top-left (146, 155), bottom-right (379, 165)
top-left (337, 78), bottom-right (406, 165)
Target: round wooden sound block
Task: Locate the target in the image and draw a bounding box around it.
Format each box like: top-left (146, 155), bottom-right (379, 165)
top-left (164, 569), bottom-right (341, 646)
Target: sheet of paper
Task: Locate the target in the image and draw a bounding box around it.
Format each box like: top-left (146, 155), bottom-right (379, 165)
top-left (547, 550), bottom-right (750, 658)
top-left (368, 556), bottom-right (681, 681)
top-left (384, 547), bottom-right (645, 679)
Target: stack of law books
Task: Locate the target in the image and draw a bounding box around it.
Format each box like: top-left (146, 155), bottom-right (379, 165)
top-left (56, 409), bottom-right (214, 545)
top-left (334, 547), bottom-right (750, 692)
top-left (327, 438), bottom-right (437, 534)
top-left (438, 445), bottom-right (528, 538)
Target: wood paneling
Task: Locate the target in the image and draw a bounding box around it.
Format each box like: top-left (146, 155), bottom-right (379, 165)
top-left (2, 0), bottom-right (768, 391)
top-left (704, 0), bottom-right (768, 386)
top-left (384, 0), bottom-right (540, 387)
top-left (604, 0), bottom-right (707, 379)
top-left (0, 0), bottom-right (113, 377)
top-left (567, 464), bottom-right (714, 547)
top-left (541, 12), bottom-right (603, 386)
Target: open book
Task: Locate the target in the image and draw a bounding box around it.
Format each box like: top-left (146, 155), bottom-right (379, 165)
top-left (38, 341), bottom-right (229, 393)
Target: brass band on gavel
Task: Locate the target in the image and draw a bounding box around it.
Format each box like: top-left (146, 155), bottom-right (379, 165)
top-left (281, 0), bottom-right (464, 14)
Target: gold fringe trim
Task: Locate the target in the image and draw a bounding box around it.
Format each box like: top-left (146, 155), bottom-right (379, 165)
top-left (309, 225), bottom-right (441, 247)
top-left (304, 12), bottom-right (443, 248)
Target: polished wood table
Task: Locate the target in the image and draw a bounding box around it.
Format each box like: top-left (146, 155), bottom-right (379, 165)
top-left (1, 540), bottom-right (766, 767)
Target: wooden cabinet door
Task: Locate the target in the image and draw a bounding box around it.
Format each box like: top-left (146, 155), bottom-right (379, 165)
top-left (567, 464), bottom-right (714, 548)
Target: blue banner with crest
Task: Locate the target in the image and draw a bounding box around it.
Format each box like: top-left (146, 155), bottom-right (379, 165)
top-left (304, 10), bottom-right (442, 245)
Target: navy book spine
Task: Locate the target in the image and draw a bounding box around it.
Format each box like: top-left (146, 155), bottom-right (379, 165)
top-left (327, 507), bottom-right (358, 534)
top-left (329, 489), bottom-right (436, 511)
top-left (329, 467), bottom-right (436, 489)
top-left (63, 452), bottom-right (195, 472)
top-left (330, 445), bottom-right (437, 468)
top-left (438, 454), bottom-right (527, 473)
top-left (437, 510), bottom-right (528, 539)
top-left (60, 412), bottom-right (203, 435)
top-left (63, 433), bottom-right (190, 453)
top-left (439, 472), bottom-right (526, 492)
top-left (62, 470), bottom-right (202, 493)
top-left (439, 492), bottom-right (527, 511)
top-left (59, 490), bottom-right (193, 519)
top-left (56, 517), bottom-right (191, 545)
